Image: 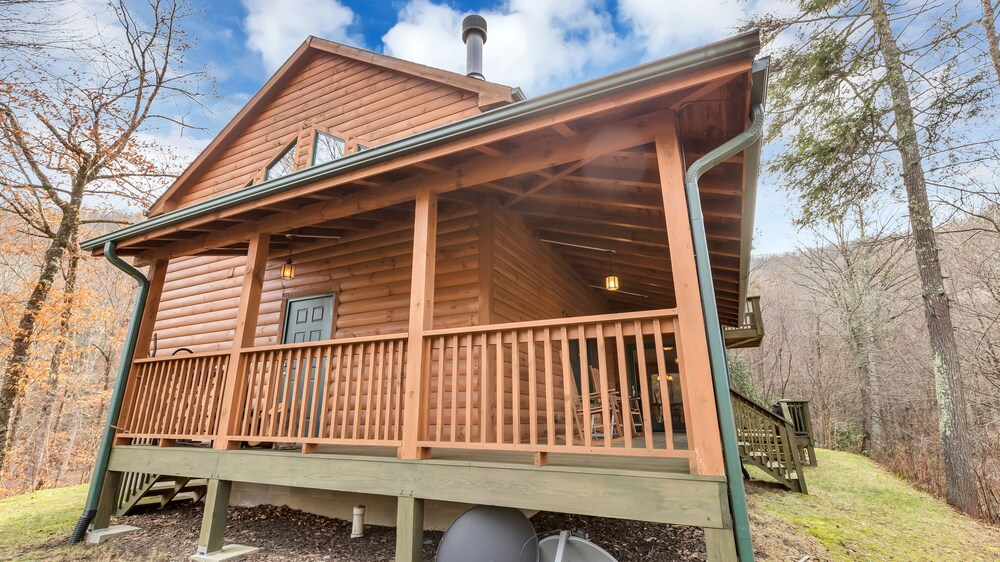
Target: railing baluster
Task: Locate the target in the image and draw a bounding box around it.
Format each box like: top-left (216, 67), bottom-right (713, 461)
top-left (633, 321), bottom-right (654, 450)
top-left (495, 331), bottom-right (503, 445)
top-left (595, 324), bottom-right (612, 448)
top-left (653, 320), bottom-right (675, 449)
top-left (449, 335), bottom-right (459, 442)
top-left (511, 330), bottom-right (521, 445)
top-left (614, 322), bottom-right (634, 449)
top-left (578, 326), bottom-right (591, 448)
top-left (559, 326), bottom-right (573, 446)
top-left (527, 330), bottom-right (538, 445)
top-left (543, 328), bottom-right (555, 446)
top-left (465, 334), bottom-right (473, 444)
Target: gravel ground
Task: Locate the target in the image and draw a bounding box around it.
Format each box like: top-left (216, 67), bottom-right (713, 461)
top-left (96, 502), bottom-right (707, 561)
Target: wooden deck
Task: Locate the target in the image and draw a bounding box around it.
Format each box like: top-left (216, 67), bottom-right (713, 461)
top-left (107, 441), bottom-right (729, 530)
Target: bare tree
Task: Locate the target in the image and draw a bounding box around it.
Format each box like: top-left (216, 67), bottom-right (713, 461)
top-left (0, 0), bottom-right (208, 470)
top-left (795, 206), bottom-right (913, 453)
top-left (981, 0), bottom-right (1000, 87)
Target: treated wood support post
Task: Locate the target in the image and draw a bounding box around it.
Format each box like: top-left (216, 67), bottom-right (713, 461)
top-left (214, 234), bottom-right (271, 450)
top-left (655, 119), bottom-right (725, 476)
top-left (91, 470), bottom-right (123, 530)
top-left (395, 496), bottom-right (425, 562)
top-left (196, 479), bottom-right (232, 555)
top-left (704, 528), bottom-right (738, 562)
top-left (478, 197), bottom-right (497, 442)
top-left (114, 258), bottom-right (169, 446)
top-left (399, 194), bottom-right (437, 460)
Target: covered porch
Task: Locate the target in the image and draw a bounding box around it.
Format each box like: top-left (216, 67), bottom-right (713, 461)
top-left (82, 35), bottom-right (765, 560)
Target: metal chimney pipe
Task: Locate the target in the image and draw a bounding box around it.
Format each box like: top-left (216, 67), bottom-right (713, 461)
top-left (462, 15), bottom-right (487, 80)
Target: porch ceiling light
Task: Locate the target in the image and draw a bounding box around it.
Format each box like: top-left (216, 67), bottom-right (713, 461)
top-left (280, 258), bottom-right (295, 280)
top-left (280, 245), bottom-right (295, 280)
top-left (605, 252), bottom-right (619, 291)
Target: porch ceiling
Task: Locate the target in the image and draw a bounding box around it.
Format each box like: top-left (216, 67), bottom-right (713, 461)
top-left (86, 40), bottom-right (758, 326)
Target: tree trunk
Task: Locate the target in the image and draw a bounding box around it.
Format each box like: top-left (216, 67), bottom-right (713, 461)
top-left (982, 0), bottom-right (1000, 87)
top-left (0, 204), bottom-right (79, 470)
top-left (31, 242), bottom-right (80, 490)
top-left (869, 0), bottom-right (983, 517)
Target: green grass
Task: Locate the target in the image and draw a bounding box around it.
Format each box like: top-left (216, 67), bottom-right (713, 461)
top-left (0, 484), bottom-right (121, 561)
top-left (747, 448), bottom-right (1000, 561)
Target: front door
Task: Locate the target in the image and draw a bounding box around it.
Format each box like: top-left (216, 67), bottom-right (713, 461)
top-left (281, 294), bottom-right (334, 437)
top-left (282, 294), bottom-right (333, 343)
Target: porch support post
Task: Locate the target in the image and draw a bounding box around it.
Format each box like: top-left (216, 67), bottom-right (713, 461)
top-left (399, 193), bottom-right (437, 460)
top-left (214, 233), bottom-right (271, 450)
top-left (113, 258), bottom-right (169, 447)
top-left (655, 116), bottom-right (725, 476)
top-left (90, 470), bottom-right (123, 530)
top-left (705, 528), bottom-right (738, 562)
top-left (395, 496), bottom-right (425, 562)
top-left (196, 479), bottom-right (232, 554)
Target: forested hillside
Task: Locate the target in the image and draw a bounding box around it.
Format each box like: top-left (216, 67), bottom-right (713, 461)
top-left (732, 209), bottom-right (1000, 522)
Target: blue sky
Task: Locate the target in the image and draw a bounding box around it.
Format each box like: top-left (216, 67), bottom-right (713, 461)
top-left (158, 0), bottom-right (801, 254)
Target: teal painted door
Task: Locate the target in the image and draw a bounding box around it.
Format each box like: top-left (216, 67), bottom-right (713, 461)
top-left (281, 294), bottom-right (333, 437)
top-left (282, 294), bottom-right (333, 343)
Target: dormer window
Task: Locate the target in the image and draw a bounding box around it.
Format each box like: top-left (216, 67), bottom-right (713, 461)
top-left (265, 141), bottom-right (297, 181)
top-left (313, 132), bottom-right (346, 166)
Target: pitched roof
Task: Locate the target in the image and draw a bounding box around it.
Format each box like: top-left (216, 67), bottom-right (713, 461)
top-left (146, 37), bottom-right (520, 216)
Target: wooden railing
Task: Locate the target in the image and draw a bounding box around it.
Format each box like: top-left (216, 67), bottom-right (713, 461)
top-left (228, 334), bottom-right (408, 447)
top-left (116, 352), bottom-right (229, 440)
top-left (418, 310), bottom-right (691, 460)
top-left (115, 310), bottom-right (724, 468)
top-left (731, 390), bottom-right (806, 492)
top-left (775, 399), bottom-right (817, 466)
top-left (722, 296), bottom-right (764, 348)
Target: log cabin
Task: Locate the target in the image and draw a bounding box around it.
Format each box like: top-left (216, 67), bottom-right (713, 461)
top-left (73, 21), bottom-right (776, 562)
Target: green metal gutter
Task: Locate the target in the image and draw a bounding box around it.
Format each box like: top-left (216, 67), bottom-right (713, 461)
top-left (684, 63), bottom-right (768, 560)
top-left (736, 58), bottom-right (769, 317)
top-left (80, 30), bottom-right (761, 253)
top-left (69, 241), bottom-right (150, 544)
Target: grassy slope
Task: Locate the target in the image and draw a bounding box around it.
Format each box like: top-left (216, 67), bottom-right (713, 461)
top-left (0, 484), bottom-right (121, 561)
top-left (747, 448), bottom-right (1000, 561)
top-left (0, 450), bottom-right (998, 561)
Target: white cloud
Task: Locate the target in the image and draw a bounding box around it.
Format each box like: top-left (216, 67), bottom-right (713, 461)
top-left (242, 0), bottom-right (361, 72)
top-left (381, 0), bottom-right (628, 95)
top-left (618, 0), bottom-right (743, 59)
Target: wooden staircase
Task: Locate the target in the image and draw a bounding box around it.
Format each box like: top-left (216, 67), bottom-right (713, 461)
top-left (115, 472), bottom-right (209, 516)
top-left (730, 389), bottom-right (808, 493)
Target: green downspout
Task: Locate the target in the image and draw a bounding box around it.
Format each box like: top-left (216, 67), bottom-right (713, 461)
top-left (684, 102), bottom-right (765, 561)
top-left (68, 241), bottom-right (149, 544)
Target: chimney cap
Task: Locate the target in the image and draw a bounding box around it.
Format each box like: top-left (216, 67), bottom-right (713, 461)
top-left (462, 15), bottom-right (487, 44)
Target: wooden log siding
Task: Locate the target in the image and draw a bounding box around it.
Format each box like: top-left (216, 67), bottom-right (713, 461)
top-left (230, 334), bottom-right (408, 447)
top-left (419, 310), bottom-right (692, 461)
top-left (150, 210), bottom-right (482, 355)
top-left (173, 53), bottom-right (483, 209)
top-left (116, 352), bottom-right (229, 440)
top-left (491, 206), bottom-right (605, 323)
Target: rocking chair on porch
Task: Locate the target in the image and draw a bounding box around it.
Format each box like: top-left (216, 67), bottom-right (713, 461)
top-left (573, 367), bottom-right (644, 442)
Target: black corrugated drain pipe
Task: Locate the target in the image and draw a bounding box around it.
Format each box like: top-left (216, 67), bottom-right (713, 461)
top-left (69, 241), bottom-right (149, 544)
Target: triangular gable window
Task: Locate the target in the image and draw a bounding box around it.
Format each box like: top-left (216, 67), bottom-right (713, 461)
top-left (265, 141), bottom-right (297, 181)
top-left (313, 132), bottom-right (346, 166)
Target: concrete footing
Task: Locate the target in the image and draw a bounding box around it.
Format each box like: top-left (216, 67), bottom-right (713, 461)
top-left (85, 524), bottom-right (139, 544)
top-left (190, 544), bottom-right (260, 561)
